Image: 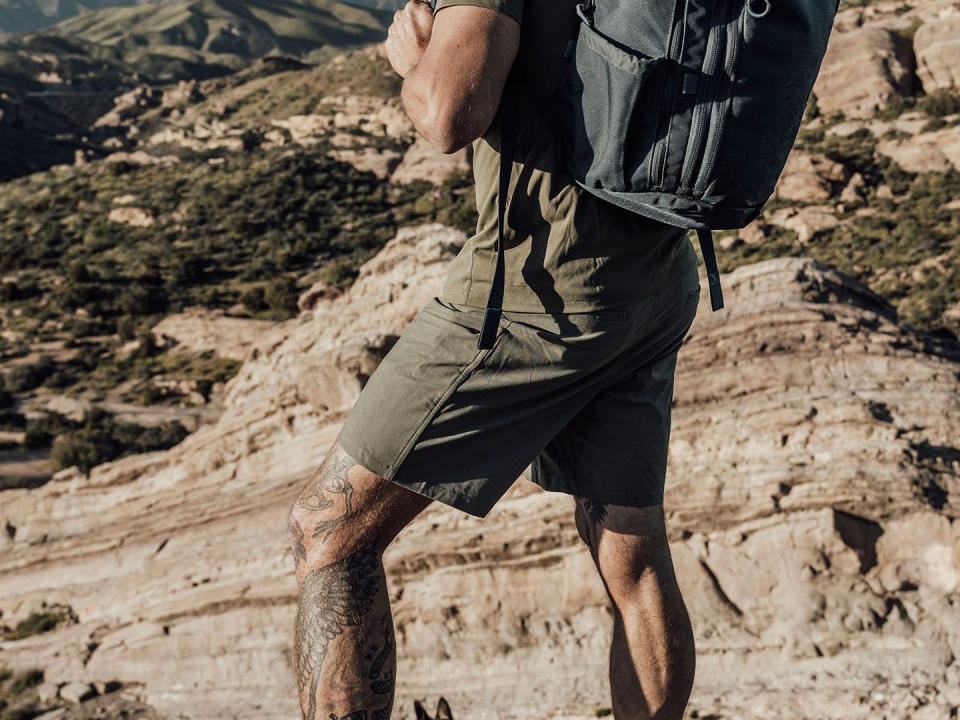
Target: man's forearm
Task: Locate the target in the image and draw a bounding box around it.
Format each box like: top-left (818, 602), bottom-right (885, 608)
top-left (401, 66), bottom-right (473, 154)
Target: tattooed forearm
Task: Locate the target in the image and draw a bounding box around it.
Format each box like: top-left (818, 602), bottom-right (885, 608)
top-left (294, 545), bottom-right (381, 720)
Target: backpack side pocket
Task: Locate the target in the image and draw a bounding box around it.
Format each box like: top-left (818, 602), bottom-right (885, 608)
top-left (565, 17), bottom-right (667, 193)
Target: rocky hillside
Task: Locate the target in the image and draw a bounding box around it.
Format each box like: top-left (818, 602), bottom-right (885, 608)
top-left (52, 0), bottom-right (394, 67)
top-left (0, 0), bottom-right (158, 34)
top-left (0, 1), bottom-right (959, 718)
top-left (0, 224), bottom-right (957, 720)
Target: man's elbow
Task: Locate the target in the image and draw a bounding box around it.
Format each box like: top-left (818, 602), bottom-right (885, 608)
top-left (404, 88), bottom-right (483, 153)
top-left (416, 108), bottom-right (479, 154)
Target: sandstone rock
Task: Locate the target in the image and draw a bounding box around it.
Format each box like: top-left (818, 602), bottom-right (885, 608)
top-left (104, 152), bottom-right (179, 167)
top-left (328, 147), bottom-right (402, 179)
top-left (914, 15), bottom-right (960, 92)
top-left (59, 681), bottom-right (96, 703)
top-left (297, 280), bottom-right (342, 312)
top-left (162, 80), bottom-right (203, 109)
top-left (877, 124), bottom-right (960, 173)
top-left (35, 710), bottom-right (67, 720)
top-left (739, 221), bottom-right (766, 246)
top-left (107, 207), bottom-right (155, 228)
top-left (768, 205), bottom-right (840, 244)
top-left (0, 228), bottom-right (957, 720)
top-left (35, 681), bottom-right (60, 703)
top-left (841, 172), bottom-right (866, 204)
top-left (391, 137), bottom-right (471, 185)
top-left (95, 86), bottom-right (159, 128)
top-left (152, 309), bottom-right (280, 362)
top-left (814, 27), bottom-right (916, 118)
top-left (269, 115), bottom-right (332, 145)
top-left (775, 151), bottom-right (845, 202)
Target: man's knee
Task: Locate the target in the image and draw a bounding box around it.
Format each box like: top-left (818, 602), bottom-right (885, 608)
top-left (288, 443), bottom-right (429, 570)
top-left (575, 500), bottom-right (675, 597)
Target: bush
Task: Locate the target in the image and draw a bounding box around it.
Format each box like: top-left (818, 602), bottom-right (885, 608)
top-left (0, 391), bottom-right (13, 411)
top-left (4, 612), bottom-right (58, 641)
top-left (264, 277), bottom-right (299, 318)
top-left (5, 669), bottom-right (43, 695)
top-left (3, 357), bottom-right (55, 393)
top-left (241, 286), bottom-right (267, 314)
top-left (51, 409), bottom-right (188, 473)
top-left (917, 90), bottom-right (960, 118)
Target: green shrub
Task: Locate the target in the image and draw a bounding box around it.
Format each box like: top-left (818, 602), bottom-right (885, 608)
top-left (3, 357), bottom-right (55, 393)
top-left (264, 277), bottom-right (299, 318)
top-left (5, 669), bottom-right (43, 695)
top-left (51, 409), bottom-right (188, 473)
top-left (917, 90), bottom-right (960, 118)
top-left (0, 704), bottom-right (44, 720)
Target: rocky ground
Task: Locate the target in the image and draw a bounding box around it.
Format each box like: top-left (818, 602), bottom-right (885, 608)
top-left (1, 0), bottom-right (960, 718)
top-left (0, 223), bottom-right (958, 720)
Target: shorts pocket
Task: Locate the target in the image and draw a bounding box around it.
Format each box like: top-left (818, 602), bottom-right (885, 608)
top-left (566, 18), bottom-right (667, 192)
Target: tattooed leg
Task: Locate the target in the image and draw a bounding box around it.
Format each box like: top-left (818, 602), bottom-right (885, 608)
top-left (574, 499), bottom-right (696, 720)
top-left (289, 442), bottom-right (430, 720)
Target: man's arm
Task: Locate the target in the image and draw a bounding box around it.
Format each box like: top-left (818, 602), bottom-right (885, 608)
top-left (385, 1), bottom-right (521, 154)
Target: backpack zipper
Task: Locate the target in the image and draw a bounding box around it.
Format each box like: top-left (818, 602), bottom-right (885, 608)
top-left (694, 1), bottom-right (747, 196)
top-left (677, 0), bottom-right (727, 195)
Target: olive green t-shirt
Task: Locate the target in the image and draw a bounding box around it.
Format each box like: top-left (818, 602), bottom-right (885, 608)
top-left (434, 0), bottom-right (698, 313)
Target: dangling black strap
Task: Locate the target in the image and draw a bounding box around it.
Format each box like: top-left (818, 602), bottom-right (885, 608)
top-left (696, 228), bottom-right (724, 311)
top-left (477, 104), bottom-right (515, 350)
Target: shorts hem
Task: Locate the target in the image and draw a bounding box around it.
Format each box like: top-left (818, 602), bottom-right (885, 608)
top-left (528, 473), bottom-right (665, 509)
top-left (338, 430), bottom-right (495, 518)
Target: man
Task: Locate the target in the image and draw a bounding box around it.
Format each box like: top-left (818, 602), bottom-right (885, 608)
top-left (288, 0), bottom-right (701, 718)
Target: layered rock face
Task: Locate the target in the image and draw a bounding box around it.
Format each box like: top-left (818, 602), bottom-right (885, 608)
top-left (1, 225), bottom-right (958, 720)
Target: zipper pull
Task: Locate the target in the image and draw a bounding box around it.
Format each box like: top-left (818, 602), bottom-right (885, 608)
top-left (747, 0), bottom-right (770, 18)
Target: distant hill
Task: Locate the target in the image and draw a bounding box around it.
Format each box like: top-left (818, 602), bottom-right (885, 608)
top-left (51, 0), bottom-right (393, 65)
top-left (0, 0), bottom-right (162, 34)
top-left (0, 0), bottom-right (401, 35)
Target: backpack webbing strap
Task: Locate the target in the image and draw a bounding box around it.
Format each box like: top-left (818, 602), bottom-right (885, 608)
top-left (696, 228), bottom-right (724, 312)
top-left (477, 104), bottom-right (515, 350)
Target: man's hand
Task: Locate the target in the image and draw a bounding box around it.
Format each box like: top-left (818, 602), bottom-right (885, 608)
top-left (385, 0), bottom-right (434, 78)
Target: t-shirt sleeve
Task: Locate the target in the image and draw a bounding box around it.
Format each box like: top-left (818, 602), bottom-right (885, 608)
top-left (433, 0), bottom-right (523, 24)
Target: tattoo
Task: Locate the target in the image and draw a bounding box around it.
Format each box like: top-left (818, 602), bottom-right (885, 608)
top-left (368, 616), bottom-right (395, 695)
top-left (289, 514), bottom-right (307, 567)
top-left (294, 545), bottom-right (381, 720)
top-left (328, 707), bottom-right (390, 720)
top-left (584, 499), bottom-right (608, 525)
top-left (298, 448), bottom-right (357, 541)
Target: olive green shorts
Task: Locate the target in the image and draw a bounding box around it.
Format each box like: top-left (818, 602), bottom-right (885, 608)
top-left (337, 272), bottom-right (701, 518)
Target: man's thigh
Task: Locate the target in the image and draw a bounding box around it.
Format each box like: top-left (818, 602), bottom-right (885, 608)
top-left (337, 296), bottom-right (632, 517)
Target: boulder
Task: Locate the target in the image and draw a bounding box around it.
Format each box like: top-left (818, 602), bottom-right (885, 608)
top-left (814, 27), bottom-right (916, 118)
top-left (877, 124), bottom-right (960, 173)
top-left (152, 309), bottom-right (280, 362)
top-left (914, 15), bottom-right (960, 92)
top-left (775, 151), bottom-right (846, 202)
top-left (59, 681), bottom-right (96, 703)
top-left (391, 136), bottom-right (471, 185)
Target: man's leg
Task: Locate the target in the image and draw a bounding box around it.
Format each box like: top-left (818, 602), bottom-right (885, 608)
top-left (288, 442), bottom-right (432, 720)
top-left (574, 498), bottom-right (696, 720)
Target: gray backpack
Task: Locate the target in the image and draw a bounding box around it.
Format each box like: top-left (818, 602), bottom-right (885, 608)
top-left (477, 0), bottom-right (838, 349)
